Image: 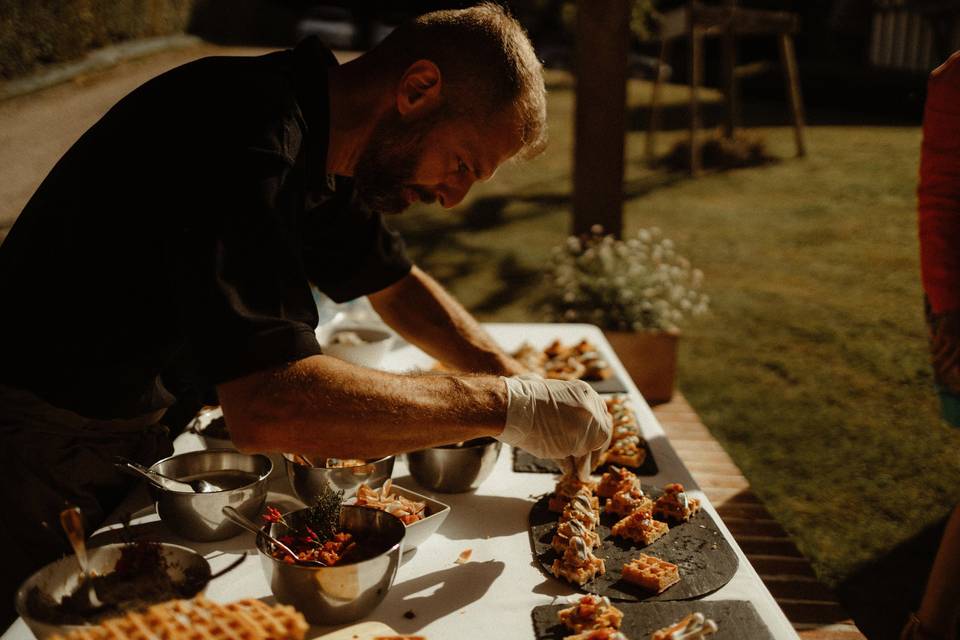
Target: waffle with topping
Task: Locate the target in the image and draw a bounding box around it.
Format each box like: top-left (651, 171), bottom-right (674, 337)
top-left (621, 554), bottom-right (680, 594)
top-left (559, 491), bottom-right (600, 529)
top-left (653, 483), bottom-right (701, 524)
top-left (552, 517), bottom-right (602, 554)
top-left (550, 476), bottom-right (600, 513)
top-left (558, 594), bottom-right (624, 633)
top-left (650, 612), bottom-right (718, 639)
top-left (604, 480), bottom-right (654, 518)
top-left (50, 596), bottom-right (308, 640)
top-left (564, 630), bottom-right (630, 640)
top-left (551, 535), bottom-right (606, 585)
top-left (611, 510), bottom-right (669, 547)
top-left (512, 339), bottom-right (613, 382)
top-left (596, 466), bottom-right (637, 499)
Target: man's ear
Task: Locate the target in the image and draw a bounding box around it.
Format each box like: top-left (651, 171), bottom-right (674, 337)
top-left (396, 59), bottom-right (442, 116)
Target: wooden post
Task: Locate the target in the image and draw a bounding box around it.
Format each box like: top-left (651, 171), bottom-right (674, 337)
top-left (646, 38), bottom-right (672, 161)
top-left (572, 0), bottom-right (631, 237)
top-left (689, 25), bottom-right (704, 176)
top-left (721, 0), bottom-right (739, 138)
top-left (778, 33), bottom-right (807, 157)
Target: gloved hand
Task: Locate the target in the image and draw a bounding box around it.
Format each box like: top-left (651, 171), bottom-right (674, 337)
top-left (497, 375), bottom-right (612, 461)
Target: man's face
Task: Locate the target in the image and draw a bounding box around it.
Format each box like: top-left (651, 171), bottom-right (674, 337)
top-left (353, 106), bottom-right (522, 214)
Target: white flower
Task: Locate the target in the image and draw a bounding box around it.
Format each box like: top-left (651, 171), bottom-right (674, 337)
top-left (544, 227), bottom-right (709, 330)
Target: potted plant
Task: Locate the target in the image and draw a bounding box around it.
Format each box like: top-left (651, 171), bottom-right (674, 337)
top-left (542, 225), bottom-right (709, 403)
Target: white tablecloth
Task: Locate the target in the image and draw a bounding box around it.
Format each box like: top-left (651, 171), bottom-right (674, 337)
top-left (4, 323), bottom-right (800, 639)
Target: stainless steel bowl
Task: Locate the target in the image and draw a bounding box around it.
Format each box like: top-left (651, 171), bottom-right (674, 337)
top-left (256, 505), bottom-right (405, 625)
top-left (15, 542), bottom-right (210, 639)
top-left (150, 449), bottom-right (272, 541)
top-left (407, 437), bottom-right (502, 493)
top-left (284, 454), bottom-right (395, 503)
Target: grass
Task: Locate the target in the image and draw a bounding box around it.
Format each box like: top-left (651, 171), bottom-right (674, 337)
top-left (392, 70), bottom-right (960, 592)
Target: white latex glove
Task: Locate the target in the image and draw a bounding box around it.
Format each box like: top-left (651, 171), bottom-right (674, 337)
top-left (498, 376), bottom-right (612, 461)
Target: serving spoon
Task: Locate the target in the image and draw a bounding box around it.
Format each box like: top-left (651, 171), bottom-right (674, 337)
top-left (221, 506), bottom-right (326, 567)
top-left (114, 457), bottom-right (220, 493)
top-left (59, 506), bottom-right (104, 610)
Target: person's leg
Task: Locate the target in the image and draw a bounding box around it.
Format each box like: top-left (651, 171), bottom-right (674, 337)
top-left (913, 504), bottom-right (960, 639)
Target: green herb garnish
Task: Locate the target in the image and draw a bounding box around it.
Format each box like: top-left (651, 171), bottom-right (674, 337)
top-left (303, 486), bottom-right (344, 543)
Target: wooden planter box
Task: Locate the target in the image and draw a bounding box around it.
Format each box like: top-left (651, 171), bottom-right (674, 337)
top-left (603, 329), bottom-right (679, 405)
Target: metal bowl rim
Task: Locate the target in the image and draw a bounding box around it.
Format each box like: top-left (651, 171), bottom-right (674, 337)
top-left (282, 453), bottom-right (395, 469)
top-left (149, 448), bottom-right (273, 491)
top-left (254, 505), bottom-right (405, 571)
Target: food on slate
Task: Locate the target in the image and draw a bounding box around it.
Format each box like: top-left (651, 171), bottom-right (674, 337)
top-left (355, 479), bottom-right (427, 524)
top-left (49, 595), bottom-right (308, 640)
top-left (558, 594), bottom-right (624, 633)
top-left (550, 476), bottom-right (599, 513)
top-left (604, 479), bottom-right (654, 518)
top-left (559, 491), bottom-right (600, 529)
top-left (597, 397), bottom-right (647, 470)
top-left (650, 612), bottom-right (718, 640)
top-left (653, 483), bottom-right (701, 524)
top-left (611, 510), bottom-right (669, 547)
top-left (596, 466), bottom-right (638, 499)
top-left (620, 554), bottom-right (680, 594)
top-left (511, 338), bottom-right (612, 382)
top-left (564, 629), bottom-right (630, 640)
top-left (551, 535), bottom-right (606, 585)
top-left (552, 517), bottom-right (601, 555)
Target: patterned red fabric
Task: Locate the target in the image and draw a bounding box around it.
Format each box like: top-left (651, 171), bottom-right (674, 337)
top-left (919, 50), bottom-right (960, 315)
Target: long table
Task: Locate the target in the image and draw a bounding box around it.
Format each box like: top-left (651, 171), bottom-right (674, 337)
top-left (4, 323), bottom-right (800, 639)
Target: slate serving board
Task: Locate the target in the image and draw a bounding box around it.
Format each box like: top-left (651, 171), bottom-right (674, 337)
top-left (528, 489), bottom-right (737, 602)
top-left (531, 599), bottom-right (774, 639)
top-left (586, 374), bottom-right (629, 395)
top-left (513, 442), bottom-right (659, 476)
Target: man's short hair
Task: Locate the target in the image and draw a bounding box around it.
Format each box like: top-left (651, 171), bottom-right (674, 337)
top-left (373, 2), bottom-right (547, 159)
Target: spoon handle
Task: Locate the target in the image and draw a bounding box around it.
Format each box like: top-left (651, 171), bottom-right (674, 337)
top-left (60, 506), bottom-right (88, 570)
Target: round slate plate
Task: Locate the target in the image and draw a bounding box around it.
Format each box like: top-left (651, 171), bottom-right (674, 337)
top-left (528, 488), bottom-right (738, 602)
top-left (531, 599), bottom-right (774, 639)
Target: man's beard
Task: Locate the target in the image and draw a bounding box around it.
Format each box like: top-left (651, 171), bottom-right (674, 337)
top-left (353, 108), bottom-right (443, 214)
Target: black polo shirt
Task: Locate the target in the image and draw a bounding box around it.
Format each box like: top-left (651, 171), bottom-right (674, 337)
top-left (0, 38), bottom-right (412, 419)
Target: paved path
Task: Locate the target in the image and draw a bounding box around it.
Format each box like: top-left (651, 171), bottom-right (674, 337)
top-left (0, 44), bottom-right (273, 241)
top-left (653, 393), bottom-right (866, 639)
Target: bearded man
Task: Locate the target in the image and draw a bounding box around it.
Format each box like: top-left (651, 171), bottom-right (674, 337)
top-left (0, 3), bottom-right (611, 624)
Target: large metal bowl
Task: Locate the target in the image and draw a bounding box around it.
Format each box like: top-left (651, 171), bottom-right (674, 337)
top-left (150, 449), bottom-right (272, 541)
top-left (284, 454), bottom-right (395, 503)
top-left (15, 542), bottom-right (210, 639)
top-left (256, 505), bottom-right (405, 625)
top-left (407, 437), bottom-right (502, 493)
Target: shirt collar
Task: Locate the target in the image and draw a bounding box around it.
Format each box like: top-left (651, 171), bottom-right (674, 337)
top-left (292, 37), bottom-right (339, 189)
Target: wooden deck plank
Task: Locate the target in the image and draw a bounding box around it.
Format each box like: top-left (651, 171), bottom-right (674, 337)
top-left (652, 393), bottom-right (866, 639)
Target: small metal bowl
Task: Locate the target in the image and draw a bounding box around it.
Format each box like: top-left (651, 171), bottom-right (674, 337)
top-left (150, 449), bottom-right (272, 541)
top-left (256, 505), bottom-right (405, 625)
top-left (284, 454), bottom-right (395, 503)
top-left (407, 437), bottom-right (502, 493)
top-left (15, 542), bottom-right (210, 639)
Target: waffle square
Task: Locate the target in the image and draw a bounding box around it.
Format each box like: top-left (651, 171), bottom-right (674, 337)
top-left (50, 595), bottom-right (308, 640)
top-left (621, 554), bottom-right (680, 594)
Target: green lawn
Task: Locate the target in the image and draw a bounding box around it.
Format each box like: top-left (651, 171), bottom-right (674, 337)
top-left (392, 71), bottom-right (960, 591)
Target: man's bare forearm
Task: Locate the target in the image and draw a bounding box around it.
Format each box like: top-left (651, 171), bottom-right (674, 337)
top-left (369, 266), bottom-right (526, 375)
top-left (218, 354), bottom-right (507, 458)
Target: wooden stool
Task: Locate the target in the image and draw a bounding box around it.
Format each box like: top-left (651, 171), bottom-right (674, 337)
top-left (645, 1), bottom-right (807, 175)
